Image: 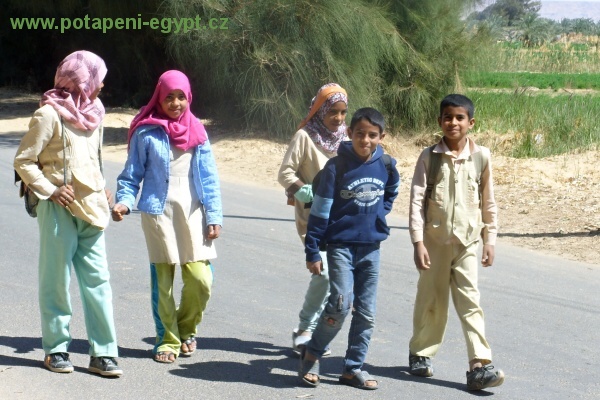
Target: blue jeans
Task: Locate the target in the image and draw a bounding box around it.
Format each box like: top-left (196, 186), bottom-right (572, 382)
top-left (306, 243), bottom-right (381, 374)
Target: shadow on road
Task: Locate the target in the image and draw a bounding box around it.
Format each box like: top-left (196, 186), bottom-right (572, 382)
top-left (0, 335), bottom-right (150, 366)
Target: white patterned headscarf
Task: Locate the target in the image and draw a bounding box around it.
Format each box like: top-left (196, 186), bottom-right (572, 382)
top-left (41, 50), bottom-right (107, 131)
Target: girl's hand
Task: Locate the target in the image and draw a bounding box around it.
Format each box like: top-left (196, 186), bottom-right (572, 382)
top-left (111, 203), bottom-right (129, 222)
top-left (105, 188), bottom-right (114, 208)
top-left (207, 224), bottom-right (221, 239)
top-left (50, 184), bottom-right (75, 208)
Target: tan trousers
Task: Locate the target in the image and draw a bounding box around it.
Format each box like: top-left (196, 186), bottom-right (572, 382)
top-left (409, 240), bottom-right (492, 363)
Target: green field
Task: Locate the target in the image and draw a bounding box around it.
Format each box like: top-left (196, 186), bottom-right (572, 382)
top-left (472, 42), bottom-right (600, 74)
top-left (463, 71), bottom-right (600, 90)
top-left (458, 41), bottom-right (600, 157)
top-left (467, 91), bottom-right (600, 157)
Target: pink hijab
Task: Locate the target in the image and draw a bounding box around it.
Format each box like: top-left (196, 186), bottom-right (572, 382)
top-left (128, 70), bottom-right (207, 151)
top-left (41, 50), bottom-right (107, 131)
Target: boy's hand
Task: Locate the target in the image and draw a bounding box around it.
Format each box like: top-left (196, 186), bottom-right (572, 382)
top-left (481, 244), bottom-right (495, 267)
top-left (306, 260), bottom-right (323, 276)
top-left (111, 203), bottom-right (129, 222)
top-left (413, 241), bottom-right (431, 270)
top-left (207, 224), bottom-right (221, 239)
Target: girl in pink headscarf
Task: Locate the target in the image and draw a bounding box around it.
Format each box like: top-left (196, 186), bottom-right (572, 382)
top-left (113, 70), bottom-right (222, 364)
top-left (14, 50), bottom-right (123, 377)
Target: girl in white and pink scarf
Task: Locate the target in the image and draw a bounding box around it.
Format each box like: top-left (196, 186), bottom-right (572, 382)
top-left (41, 50), bottom-right (107, 131)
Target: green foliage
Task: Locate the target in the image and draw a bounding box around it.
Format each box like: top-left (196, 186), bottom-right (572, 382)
top-left (166, 0), bottom-right (480, 137)
top-left (468, 90), bottom-right (600, 157)
top-left (464, 71), bottom-right (600, 90)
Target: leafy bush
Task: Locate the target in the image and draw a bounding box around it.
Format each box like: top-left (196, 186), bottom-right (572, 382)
top-left (166, 0), bottom-right (479, 137)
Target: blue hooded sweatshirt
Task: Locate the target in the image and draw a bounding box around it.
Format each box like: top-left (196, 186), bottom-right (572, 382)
top-left (305, 141), bottom-right (400, 262)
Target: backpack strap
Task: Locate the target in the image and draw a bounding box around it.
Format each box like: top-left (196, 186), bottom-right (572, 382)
top-left (381, 153), bottom-right (392, 176)
top-left (470, 149), bottom-right (489, 206)
top-left (332, 156), bottom-right (347, 188)
top-left (424, 145), bottom-right (441, 217)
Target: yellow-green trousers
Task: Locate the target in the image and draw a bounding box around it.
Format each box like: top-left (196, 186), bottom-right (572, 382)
top-left (150, 261), bottom-right (213, 356)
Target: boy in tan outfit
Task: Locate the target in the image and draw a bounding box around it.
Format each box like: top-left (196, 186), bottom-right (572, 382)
top-left (407, 94), bottom-right (504, 391)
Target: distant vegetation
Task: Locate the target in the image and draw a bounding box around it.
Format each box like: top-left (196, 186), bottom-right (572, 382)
top-left (1, 0), bottom-right (599, 156)
top-left (468, 91), bottom-right (600, 157)
top-left (462, 0), bottom-right (600, 157)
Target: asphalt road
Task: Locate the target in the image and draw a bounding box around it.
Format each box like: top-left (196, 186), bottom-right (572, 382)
top-left (0, 137), bottom-right (599, 399)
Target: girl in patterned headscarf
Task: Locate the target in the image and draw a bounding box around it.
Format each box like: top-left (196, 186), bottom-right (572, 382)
top-left (277, 82), bottom-right (348, 354)
top-left (298, 83), bottom-right (349, 154)
top-left (14, 50), bottom-right (122, 377)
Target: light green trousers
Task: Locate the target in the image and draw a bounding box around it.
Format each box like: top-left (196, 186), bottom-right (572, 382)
top-left (37, 200), bottom-right (118, 357)
top-left (150, 261), bottom-right (213, 356)
top-left (409, 240), bottom-right (492, 364)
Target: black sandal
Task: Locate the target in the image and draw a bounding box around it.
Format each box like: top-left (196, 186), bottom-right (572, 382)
top-left (339, 370), bottom-right (378, 390)
top-left (298, 347), bottom-right (320, 387)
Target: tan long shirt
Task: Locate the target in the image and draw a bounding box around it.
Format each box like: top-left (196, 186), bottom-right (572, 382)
top-left (409, 138), bottom-right (498, 245)
top-left (277, 129), bottom-right (335, 243)
top-left (14, 104), bottom-right (110, 229)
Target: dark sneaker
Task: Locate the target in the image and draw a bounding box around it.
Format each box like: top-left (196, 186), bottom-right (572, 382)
top-left (88, 356), bottom-right (123, 377)
top-left (409, 353), bottom-right (433, 377)
top-left (466, 365), bottom-right (505, 391)
top-left (44, 352), bottom-right (74, 373)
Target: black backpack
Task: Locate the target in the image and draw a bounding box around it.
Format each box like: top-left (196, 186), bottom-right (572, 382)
top-left (306, 154), bottom-right (393, 208)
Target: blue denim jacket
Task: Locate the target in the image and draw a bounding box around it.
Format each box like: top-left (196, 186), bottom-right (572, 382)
top-left (115, 125), bottom-right (223, 226)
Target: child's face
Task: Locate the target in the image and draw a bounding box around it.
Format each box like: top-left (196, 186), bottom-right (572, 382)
top-left (160, 89), bottom-right (188, 120)
top-left (347, 119), bottom-right (384, 162)
top-left (90, 82), bottom-right (104, 101)
top-left (438, 105), bottom-right (474, 143)
top-left (323, 101), bottom-right (348, 132)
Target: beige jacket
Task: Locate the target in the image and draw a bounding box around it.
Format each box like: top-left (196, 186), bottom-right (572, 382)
top-left (409, 138), bottom-right (498, 246)
top-left (14, 104), bottom-right (110, 229)
top-left (277, 129), bottom-right (334, 243)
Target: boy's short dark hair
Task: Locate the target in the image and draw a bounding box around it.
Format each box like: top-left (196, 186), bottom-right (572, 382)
top-left (440, 94), bottom-right (474, 119)
top-left (350, 107), bottom-right (385, 134)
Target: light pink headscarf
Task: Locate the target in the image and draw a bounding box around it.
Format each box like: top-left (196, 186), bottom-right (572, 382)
top-left (128, 70), bottom-right (207, 151)
top-left (41, 50), bottom-right (107, 131)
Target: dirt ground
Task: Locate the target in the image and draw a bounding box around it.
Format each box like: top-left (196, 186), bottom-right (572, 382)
top-left (2, 88), bottom-right (599, 265)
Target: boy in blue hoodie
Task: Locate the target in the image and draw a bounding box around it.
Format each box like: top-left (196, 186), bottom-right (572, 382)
top-left (298, 108), bottom-right (400, 390)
